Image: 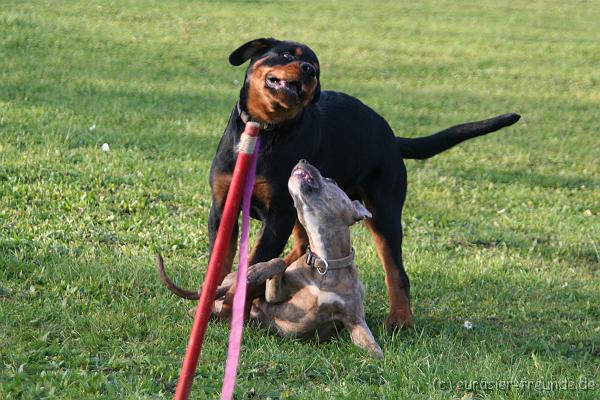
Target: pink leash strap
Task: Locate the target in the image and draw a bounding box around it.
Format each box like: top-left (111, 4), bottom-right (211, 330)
top-left (220, 137), bottom-right (260, 400)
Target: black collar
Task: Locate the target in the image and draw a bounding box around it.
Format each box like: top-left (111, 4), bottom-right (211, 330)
top-left (237, 101), bottom-right (277, 131)
top-left (236, 101), bottom-right (304, 132)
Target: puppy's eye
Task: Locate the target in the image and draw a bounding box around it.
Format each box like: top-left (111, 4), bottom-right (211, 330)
top-left (280, 52), bottom-right (294, 60)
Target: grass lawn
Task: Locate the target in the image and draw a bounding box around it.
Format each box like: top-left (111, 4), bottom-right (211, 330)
top-left (1, 0), bottom-right (599, 398)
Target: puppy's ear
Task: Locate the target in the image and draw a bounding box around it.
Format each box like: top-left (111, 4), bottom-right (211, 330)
top-left (229, 38), bottom-right (281, 66)
top-left (351, 200), bottom-right (372, 223)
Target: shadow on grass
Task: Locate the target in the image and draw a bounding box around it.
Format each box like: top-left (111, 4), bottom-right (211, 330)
top-left (0, 78), bottom-right (236, 155)
top-left (411, 313), bottom-right (600, 365)
top-left (401, 269), bottom-right (600, 362)
top-left (455, 166), bottom-right (600, 190)
top-left (0, 78), bottom-right (234, 121)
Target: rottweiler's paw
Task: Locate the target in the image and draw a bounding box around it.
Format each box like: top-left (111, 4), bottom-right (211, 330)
top-left (385, 308), bottom-right (413, 332)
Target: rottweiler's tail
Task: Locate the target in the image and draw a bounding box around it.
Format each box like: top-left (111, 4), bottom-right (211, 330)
top-left (397, 113), bottom-right (520, 160)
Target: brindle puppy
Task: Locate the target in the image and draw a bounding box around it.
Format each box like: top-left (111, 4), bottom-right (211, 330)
top-left (212, 160), bottom-right (383, 357)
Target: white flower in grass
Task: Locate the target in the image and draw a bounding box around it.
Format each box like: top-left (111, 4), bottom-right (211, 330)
top-left (101, 143), bottom-right (110, 152)
top-left (463, 320), bottom-right (474, 330)
top-left (89, 123), bottom-right (97, 131)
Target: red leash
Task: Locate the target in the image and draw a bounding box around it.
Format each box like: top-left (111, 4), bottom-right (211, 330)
top-left (174, 122), bottom-right (260, 400)
top-left (221, 130), bottom-right (260, 399)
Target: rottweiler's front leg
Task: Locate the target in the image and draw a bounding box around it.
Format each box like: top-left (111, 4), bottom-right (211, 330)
top-left (187, 200), bottom-right (238, 318)
top-left (208, 174), bottom-right (239, 282)
top-left (249, 207), bottom-right (297, 264)
top-left (208, 203), bottom-right (239, 282)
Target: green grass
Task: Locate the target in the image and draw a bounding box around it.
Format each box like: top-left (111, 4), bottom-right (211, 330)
top-left (1, 0), bottom-right (599, 398)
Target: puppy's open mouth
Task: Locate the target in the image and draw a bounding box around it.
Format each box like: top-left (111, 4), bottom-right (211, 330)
top-left (292, 167), bottom-right (313, 182)
top-left (266, 75), bottom-right (302, 98)
top-left (292, 167), bottom-right (318, 190)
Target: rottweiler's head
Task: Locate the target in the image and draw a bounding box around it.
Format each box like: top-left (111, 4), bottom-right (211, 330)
top-left (229, 38), bottom-right (320, 126)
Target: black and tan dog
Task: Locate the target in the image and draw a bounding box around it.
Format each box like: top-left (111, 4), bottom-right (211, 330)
top-left (159, 38), bottom-right (520, 330)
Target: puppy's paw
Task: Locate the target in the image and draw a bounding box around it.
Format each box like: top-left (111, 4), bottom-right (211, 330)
top-left (360, 340), bottom-right (383, 359)
top-left (370, 345), bottom-right (384, 359)
top-left (216, 301), bottom-right (232, 320)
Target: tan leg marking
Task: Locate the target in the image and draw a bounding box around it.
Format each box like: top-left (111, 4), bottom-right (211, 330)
top-left (366, 222), bottom-right (413, 330)
top-left (211, 173), bottom-right (237, 280)
top-left (252, 177), bottom-right (272, 211)
top-left (212, 173), bottom-right (232, 207)
top-left (284, 220), bottom-right (309, 266)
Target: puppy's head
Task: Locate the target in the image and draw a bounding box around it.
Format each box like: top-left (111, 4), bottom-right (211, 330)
top-left (287, 160), bottom-right (371, 231)
top-left (230, 38), bottom-right (321, 126)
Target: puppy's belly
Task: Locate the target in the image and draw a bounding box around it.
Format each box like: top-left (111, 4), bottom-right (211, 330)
top-left (252, 287), bottom-right (344, 339)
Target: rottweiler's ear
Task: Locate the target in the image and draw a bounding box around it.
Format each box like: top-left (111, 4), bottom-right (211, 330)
top-left (229, 38), bottom-right (281, 66)
top-left (311, 77), bottom-right (321, 104)
top-left (350, 200), bottom-right (372, 223)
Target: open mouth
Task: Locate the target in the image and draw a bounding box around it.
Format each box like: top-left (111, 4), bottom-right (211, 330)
top-left (291, 167), bottom-right (319, 190)
top-left (292, 167), bottom-right (314, 183)
top-left (266, 75), bottom-right (302, 98)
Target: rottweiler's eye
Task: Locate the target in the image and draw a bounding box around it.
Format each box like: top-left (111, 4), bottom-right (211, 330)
top-left (280, 52), bottom-right (294, 60)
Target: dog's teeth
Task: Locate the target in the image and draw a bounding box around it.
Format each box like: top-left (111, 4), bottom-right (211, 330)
top-left (293, 168), bottom-right (316, 184)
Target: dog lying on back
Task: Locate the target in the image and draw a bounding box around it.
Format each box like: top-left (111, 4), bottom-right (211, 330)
top-left (160, 160), bottom-right (383, 357)
top-left (218, 160), bottom-right (382, 357)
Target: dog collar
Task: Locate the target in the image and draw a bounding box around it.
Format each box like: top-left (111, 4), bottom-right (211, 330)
top-left (236, 102), bottom-right (275, 131)
top-left (305, 248), bottom-right (355, 275)
top-left (236, 102), bottom-right (304, 132)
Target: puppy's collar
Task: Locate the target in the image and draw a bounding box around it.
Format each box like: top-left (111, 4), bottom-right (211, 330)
top-left (236, 102), bottom-right (276, 131)
top-left (305, 248), bottom-right (355, 275)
